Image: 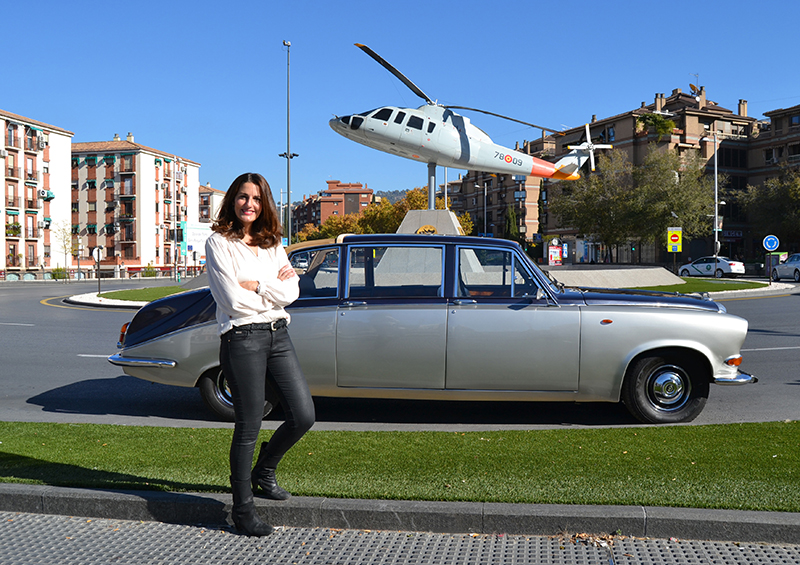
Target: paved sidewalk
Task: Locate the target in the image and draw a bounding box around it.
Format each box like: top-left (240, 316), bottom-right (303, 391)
top-left (2, 510), bottom-right (799, 565)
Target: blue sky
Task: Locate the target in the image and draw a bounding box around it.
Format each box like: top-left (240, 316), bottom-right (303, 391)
top-left (6, 0), bottom-right (800, 206)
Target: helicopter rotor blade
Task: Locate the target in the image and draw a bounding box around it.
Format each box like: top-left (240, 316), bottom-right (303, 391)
top-left (444, 106), bottom-right (562, 135)
top-left (355, 43), bottom-right (434, 105)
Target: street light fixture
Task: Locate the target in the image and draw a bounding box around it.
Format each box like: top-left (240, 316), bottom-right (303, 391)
top-left (279, 40), bottom-right (299, 244)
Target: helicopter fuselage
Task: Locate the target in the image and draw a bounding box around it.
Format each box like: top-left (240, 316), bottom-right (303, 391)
top-left (330, 105), bottom-right (576, 179)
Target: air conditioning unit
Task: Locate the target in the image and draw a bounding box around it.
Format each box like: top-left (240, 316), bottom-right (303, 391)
top-left (181, 206), bottom-right (187, 213)
top-left (38, 189), bottom-right (48, 198)
top-left (114, 221), bottom-right (120, 228)
top-left (181, 167), bottom-right (187, 173)
top-left (38, 139), bottom-right (47, 149)
top-left (37, 221), bottom-right (44, 228)
top-left (159, 224), bottom-right (166, 229)
top-left (180, 186), bottom-right (186, 193)
top-left (161, 182), bottom-right (169, 189)
top-left (0, 149), bottom-right (7, 158)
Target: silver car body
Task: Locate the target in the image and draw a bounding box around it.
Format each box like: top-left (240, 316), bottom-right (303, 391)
top-left (772, 253), bottom-right (800, 282)
top-left (110, 234), bottom-right (755, 422)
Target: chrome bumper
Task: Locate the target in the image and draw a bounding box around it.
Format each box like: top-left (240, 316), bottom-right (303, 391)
top-left (712, 370), bottom-right (757, 385)
top-left (108, 352), bottom-right (177, 369)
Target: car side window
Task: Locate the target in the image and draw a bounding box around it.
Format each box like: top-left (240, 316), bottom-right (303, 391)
top-left (347, 246), bottom-right (443, 298)
top-left (457, 248), bottom-right (509, 297)
top-left (293, 247), bottom-right (339, 299)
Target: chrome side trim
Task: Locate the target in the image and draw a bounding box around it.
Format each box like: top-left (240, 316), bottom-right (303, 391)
top-left (108, 352), bottom-right (177, 369)
top-left (712, 370), bottom-right (757, 385)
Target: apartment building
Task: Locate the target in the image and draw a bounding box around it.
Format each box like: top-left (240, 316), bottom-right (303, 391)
top-left (292, 180), bottom-right (373, 232)
top-left (199, 182), bottom-right (225, 224)
top-left (71, 134), bottom-right (200, 276)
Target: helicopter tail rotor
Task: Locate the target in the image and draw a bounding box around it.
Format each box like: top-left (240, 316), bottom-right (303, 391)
top-left (567, 123), bottom-right (612, 171)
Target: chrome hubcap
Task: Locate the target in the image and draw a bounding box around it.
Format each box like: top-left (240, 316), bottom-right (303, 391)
top-left (650, 366), bottom-right (688, 409)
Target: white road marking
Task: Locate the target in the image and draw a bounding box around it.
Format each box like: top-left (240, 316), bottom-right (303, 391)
top-left (0, 322), bottom-right (35, 326)
top-left (741, 346), bottom-right (800, 352)
top-left (77, 354), bottom-right (111, 358)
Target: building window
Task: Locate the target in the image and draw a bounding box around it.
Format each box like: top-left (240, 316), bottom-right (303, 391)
top-left (88, 202), bottom-right (96, 212)
top-left (792, 116), bottom-right (800, 127)
top-left (71, 202), bottom-right (79, 213)
top-left (71, 224), bottom-right (79, 235)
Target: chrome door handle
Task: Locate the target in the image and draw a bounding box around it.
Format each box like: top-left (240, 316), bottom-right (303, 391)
top-left (341, 301), bottom-right (367, 307)
top-left (451, 299), bottom-right (477, 305)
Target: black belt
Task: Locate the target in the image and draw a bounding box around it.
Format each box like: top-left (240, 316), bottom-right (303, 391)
top-left (237, 319), bottom-right (288, 331)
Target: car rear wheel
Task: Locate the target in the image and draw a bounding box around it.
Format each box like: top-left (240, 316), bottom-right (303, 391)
top-left (198, 367), bottom-right (275, 422)
top-left (622, 354), bottom-right (709, 424)
top-left (715, 269), bottom-right (724, 278)
top-left (772, 269), bottom-right (780, 281)
top-left (794, 270), bottom-right (800, 282)
top-left (679, 269), bottom-right (689, 277)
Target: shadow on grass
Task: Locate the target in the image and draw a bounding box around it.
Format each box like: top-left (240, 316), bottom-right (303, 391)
top-left (0, 453), bottom-right (228, 524)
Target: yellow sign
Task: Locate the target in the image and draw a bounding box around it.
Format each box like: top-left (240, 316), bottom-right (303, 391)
top-left (667, 227), bottom-right (682, 253)
top-left (416, 225), bottom-right (438, 235)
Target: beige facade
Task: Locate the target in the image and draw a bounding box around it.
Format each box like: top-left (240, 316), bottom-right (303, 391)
top-left (71, 134), bottom-right (200, 276)
top-left (2, 109), bottom-right (73, 280)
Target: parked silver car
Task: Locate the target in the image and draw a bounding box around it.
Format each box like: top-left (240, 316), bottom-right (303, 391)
top-left (771, 253), bottom-right (800, 282)
top-left (109, 234), bottom-right (756, 424)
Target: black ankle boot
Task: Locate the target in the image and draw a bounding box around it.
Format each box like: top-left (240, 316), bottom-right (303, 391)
top-left (231, 502), bottom-right (273, 537)
top-left (251, 442), bottom-right (291, 500)
top-left (230, 477), bottom-right (273, 536)
top-left (252, 467), bottom-right (291, 500)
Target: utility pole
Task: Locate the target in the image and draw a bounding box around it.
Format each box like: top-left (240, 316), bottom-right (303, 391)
top-left (279, 40), bottom-right (298, 244)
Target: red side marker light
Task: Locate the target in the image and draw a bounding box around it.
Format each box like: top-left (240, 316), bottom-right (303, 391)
top-left (725, 355), bottom-right (743, 367)
top-left (600, 319), bottom-right (613, 325)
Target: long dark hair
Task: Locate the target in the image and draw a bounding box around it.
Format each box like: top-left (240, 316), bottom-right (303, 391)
top-left (212, 172), bottom-right (282, 248)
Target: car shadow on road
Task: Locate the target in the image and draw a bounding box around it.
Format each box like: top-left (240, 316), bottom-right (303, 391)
top-left (297, 397), bottom-right (641, 427)
top-left (26, 376), bottom-right (641, 427)
top-left (26, 376), bottom-right (210, 421)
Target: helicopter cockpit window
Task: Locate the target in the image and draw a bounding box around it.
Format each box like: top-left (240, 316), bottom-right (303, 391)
top-left (427, 122), bottom-right (436, 134)
top-left (371, 108), bottom-right (393, 121)
top-left (350, 116), bottom-right (364, 130)
top-left (407, 115), bottom-right (423, 130)
top-left (394, 111), bottom-right (406, 124)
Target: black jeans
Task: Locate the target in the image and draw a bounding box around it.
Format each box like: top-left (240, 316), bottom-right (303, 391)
top-left (220, 324), bottom-right (315, 484)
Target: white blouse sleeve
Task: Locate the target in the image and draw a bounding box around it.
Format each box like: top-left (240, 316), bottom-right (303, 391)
top-left (257, 245), bottom-right (300, 307)
top-left (205, 234), bottom-right (273, 318)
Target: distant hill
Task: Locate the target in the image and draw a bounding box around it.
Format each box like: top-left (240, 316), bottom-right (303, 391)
top-left (374, 190), bottom-right (407, 204)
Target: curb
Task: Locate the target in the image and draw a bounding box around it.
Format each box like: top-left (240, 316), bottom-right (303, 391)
top-left (1, 484), bottom-right (799, 543)
top-left (63, 292), bottom-right (147, 309)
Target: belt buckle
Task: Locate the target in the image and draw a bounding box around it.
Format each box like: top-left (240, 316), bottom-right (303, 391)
top-left (269, 320), bottom-right (278, 331)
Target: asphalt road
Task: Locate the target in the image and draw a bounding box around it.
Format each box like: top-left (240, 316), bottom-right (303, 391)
top-left (0, 279), bottom-right (798, 430)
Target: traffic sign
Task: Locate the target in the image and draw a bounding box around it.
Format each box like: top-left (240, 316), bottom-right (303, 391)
top-left (763, 235), bottom-right (779, 252)
top-left (667, 227), bottom-right (682, 253)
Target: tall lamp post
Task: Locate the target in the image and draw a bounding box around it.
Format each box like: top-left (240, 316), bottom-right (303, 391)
top-left (279, 40), bottom-right (298, 244)
top-left (713, 132), bottom-right (719, 275)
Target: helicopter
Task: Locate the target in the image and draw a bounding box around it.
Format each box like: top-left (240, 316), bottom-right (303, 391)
top-left (329, 44), bottom-right (611, 202)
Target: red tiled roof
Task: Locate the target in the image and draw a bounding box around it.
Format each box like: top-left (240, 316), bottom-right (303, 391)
top-left (0, 108), bottom-right (74, 136)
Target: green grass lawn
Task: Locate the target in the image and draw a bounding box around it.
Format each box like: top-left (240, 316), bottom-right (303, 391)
top-left (637, 278), bottom-right (768, 293)
top-left (1, 421), bottom-right (797, 512)
top-left (99, 286), bottom-right (186, 302)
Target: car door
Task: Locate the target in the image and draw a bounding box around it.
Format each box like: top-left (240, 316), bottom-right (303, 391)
top-left (336, 244), bottom-right (447, 389)
top-left (445, 246), bottom-right (580, 391)
top-left (285, 246), bottom-right (341, 392)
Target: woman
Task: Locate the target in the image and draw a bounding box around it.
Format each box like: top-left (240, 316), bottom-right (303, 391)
top-left (205, 172), bottom-right (315, 537)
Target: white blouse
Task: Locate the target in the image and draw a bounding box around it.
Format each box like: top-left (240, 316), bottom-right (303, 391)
top-left (205, 232), bottom-right (299, 335)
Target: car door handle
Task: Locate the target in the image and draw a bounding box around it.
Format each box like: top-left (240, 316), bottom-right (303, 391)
top-left (451, 299), bottom-right (477, 305)
top-left (341, 301), bottom-right (367, 307)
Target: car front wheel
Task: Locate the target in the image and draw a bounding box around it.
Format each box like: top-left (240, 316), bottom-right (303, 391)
top-left (198, 367), bottom-right (275, 422)
top-left (794, 270), bottom-right (800, 282)
top-left (622, 354), bottom-right (709, 424)
top-left (679, 269), bottom-right (690, 277)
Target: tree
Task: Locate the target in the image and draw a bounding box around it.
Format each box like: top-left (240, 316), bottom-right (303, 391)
top-left (740, 165), bottom-right (800, 245)
top-left (51, 220), bottom-right (75, 281)
top-left (548, 149), bottom-right (637, 259)
top-left (633, 145), bottom-right (713, 245)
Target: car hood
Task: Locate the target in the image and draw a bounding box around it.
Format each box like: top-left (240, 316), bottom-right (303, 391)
top-left (559, 286), bottom-right (724, 312)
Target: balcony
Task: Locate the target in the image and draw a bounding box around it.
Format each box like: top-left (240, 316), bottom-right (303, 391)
top-left (26, 255), bottom-right (42, 268)
top-left (6, 196), bottom-right (22, 207)
top-left (26, 199), bottom-right (42, 210)
top-left (6, 166), bottom-right (20, 178)
top-left (6, 255), bottom-right (21, 267)
top-left (5, 223), bottom-right (22, 238)
top-left (26, 170), bottom-right (40, 182)
top-left (6, 136), bottom-right (20, 148)
top-left (25, 228), bottom-right (42, 239)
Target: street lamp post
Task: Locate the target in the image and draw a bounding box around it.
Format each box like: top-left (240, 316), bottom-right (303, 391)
top-left (279, 40), bottom-right (299, 244)
top-left (714, 132), bottom-right (719, 276)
